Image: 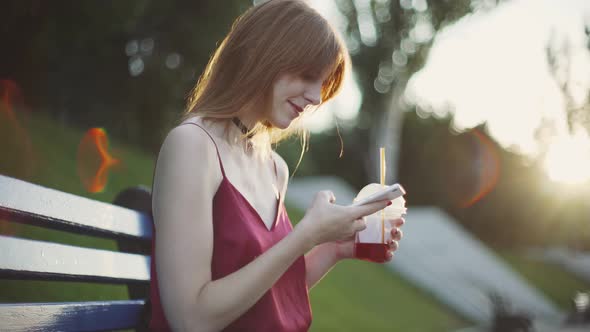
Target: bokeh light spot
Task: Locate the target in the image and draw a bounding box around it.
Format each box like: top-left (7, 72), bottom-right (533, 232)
top-left (0, 79), bottom-right (36, 179)
top-left (460, 129), bottom-right (501, 207)
top-left (77, 128), bottom-right (120, 193)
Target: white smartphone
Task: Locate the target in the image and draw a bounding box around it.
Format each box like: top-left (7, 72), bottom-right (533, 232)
top-left (350, 184), bottom-right (406, 207)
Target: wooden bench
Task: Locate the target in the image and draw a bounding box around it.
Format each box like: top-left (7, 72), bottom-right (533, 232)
top-left (0, 174), bottom-right (154, 331)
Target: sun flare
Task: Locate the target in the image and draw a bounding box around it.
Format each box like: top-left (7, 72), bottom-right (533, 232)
top-left (543, 132), bottom-right (590, 184)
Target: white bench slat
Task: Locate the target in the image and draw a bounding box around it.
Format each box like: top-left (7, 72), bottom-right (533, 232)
top-left (0, 235), bottom-right (150, 282)
top-left (0, 300), bottom-right (145, 332)
top-left (0, 174), bottom-right (152, 240)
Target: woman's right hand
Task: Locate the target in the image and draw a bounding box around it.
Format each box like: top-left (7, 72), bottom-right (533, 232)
top-left (296, 190), bottom-right (393, 249)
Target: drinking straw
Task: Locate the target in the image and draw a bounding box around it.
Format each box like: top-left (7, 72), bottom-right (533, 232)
top-left (380, 147), bottom-right (385, 244)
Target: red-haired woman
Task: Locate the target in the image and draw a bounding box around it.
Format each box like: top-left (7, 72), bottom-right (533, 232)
top-left (149, 0), bottom-right (404, 331)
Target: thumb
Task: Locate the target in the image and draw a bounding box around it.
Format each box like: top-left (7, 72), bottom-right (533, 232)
top-left (315, 190), bottom-right (336, 204)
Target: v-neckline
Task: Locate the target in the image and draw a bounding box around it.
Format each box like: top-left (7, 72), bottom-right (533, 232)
top-left (223, 177), bottom-right (282, 231)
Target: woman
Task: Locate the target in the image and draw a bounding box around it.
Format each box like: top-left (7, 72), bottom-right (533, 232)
top-left (149, 0), bottom-right (405, 331)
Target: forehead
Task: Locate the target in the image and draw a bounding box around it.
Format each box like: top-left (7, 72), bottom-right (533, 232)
top-left (277, 70), bottom-right (330, 84)
top-left (293, 46), bottom-right (341, 79)
top-left (298, 62), bottom-right (337, 82)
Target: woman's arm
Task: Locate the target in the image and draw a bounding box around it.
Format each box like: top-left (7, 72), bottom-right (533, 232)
top-left (271, 154), bottom-right (352, 289)
top-left (304, 242), bottom-right (341, 288)
top-left (154, 133), bottom-right (390, 332)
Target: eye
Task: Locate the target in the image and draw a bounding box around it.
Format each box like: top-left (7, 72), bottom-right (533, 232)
top-left (301, 72), bottom-right (318, 82)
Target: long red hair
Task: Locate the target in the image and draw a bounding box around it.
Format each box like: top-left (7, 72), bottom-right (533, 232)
top-left (183, 0), bottom-right (349, 152)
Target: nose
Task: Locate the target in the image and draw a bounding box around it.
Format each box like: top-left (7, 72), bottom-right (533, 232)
top-left (304, 82), bottom-right (322, 106)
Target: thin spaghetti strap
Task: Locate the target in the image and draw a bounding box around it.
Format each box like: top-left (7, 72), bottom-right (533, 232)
top-left (271, 155), bottom-right (281, 200)
top-left (272, 156), bottom-right (278, 179)
top-left (179, 122), bottom-right (227, 178)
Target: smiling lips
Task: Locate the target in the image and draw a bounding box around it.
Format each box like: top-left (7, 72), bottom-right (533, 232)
top-left (288, 101), bottom-right (304, 115)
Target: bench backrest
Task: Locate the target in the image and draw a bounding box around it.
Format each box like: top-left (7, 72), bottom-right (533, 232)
top-left (0, 174), bottom-right (154, 331)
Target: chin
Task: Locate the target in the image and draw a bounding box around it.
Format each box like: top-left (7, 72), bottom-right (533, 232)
top-left (274, 121), bottom-right (291, 130)
top-left (269, 117), bottom-right (293, 130)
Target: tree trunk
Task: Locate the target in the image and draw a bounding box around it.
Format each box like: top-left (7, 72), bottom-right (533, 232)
top-left (368, 78), bottom-right (408, 184)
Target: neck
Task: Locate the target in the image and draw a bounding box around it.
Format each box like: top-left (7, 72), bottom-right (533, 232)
top-left (223, 114), bottom-right (272, 157)
top-left (235, 113), bottom-right (258, 129)
top-left (231, 113), bottom-right (260, 138)
top-left (232, 117), bottom-right (253, 138)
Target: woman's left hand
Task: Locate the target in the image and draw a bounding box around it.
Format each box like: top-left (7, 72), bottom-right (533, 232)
top-left (333, 217), bottom-right (405, 261)
top-left (384, 217), bottom-right (405, 261)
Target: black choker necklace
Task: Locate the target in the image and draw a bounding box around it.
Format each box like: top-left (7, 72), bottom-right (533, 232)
top-left (232, 117), bottom-right (254, 139)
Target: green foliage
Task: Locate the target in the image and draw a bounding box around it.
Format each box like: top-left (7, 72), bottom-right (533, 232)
top-left (1, 0), bottom-right (250, 152)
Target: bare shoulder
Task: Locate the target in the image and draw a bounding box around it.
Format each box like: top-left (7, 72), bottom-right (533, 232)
top-left (157, 124), bottom-right (219, 174)
top-left (152, 123), bottom-right (223, 227)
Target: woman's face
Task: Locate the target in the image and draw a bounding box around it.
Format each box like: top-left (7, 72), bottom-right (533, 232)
top-left (266, 72), bottom-right (325, 129)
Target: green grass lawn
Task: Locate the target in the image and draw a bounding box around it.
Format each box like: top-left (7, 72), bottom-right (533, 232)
top-left (498, 249), bottom-right (590, 310)
top-left (2, 113), bottom-right (588, 331)
top-left (309, 260), bottom-right (467, 331)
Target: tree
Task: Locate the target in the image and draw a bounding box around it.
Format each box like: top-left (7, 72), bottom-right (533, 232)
top-left (0, 0), bottom-right (250, 152)
top-left (545, 23), bottom-right (590, 137)
top-left (334, 0), bottom-right (495, 183)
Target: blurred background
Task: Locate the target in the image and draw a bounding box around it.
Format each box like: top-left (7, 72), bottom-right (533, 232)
top-left (1, 0), bottom-right (590, 331)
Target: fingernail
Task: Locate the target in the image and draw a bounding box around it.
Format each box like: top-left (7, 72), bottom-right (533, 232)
top-left (387, 201), bottom-right (392, 206)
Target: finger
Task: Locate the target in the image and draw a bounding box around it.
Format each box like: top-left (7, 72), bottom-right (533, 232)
top-left (388, 218), bottom-right (405, 227)
top-left (388, 240), bottom-right (399, 251)
top-left (390, 228), bottom-right (403, 241)
top-left (350, 200), bottom-right (390, 219)
top-left (353, 218), bottom-right (366, 232)
top-left (329, 191), bottom-right (336, 204)
top-left (386, 250), bottom-right (394, 261)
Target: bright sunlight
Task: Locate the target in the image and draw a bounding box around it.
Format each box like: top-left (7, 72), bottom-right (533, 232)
top-left (405, 0), bottom-right (590, 185)
top-left (543, 131), bottom-right (590, 184)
